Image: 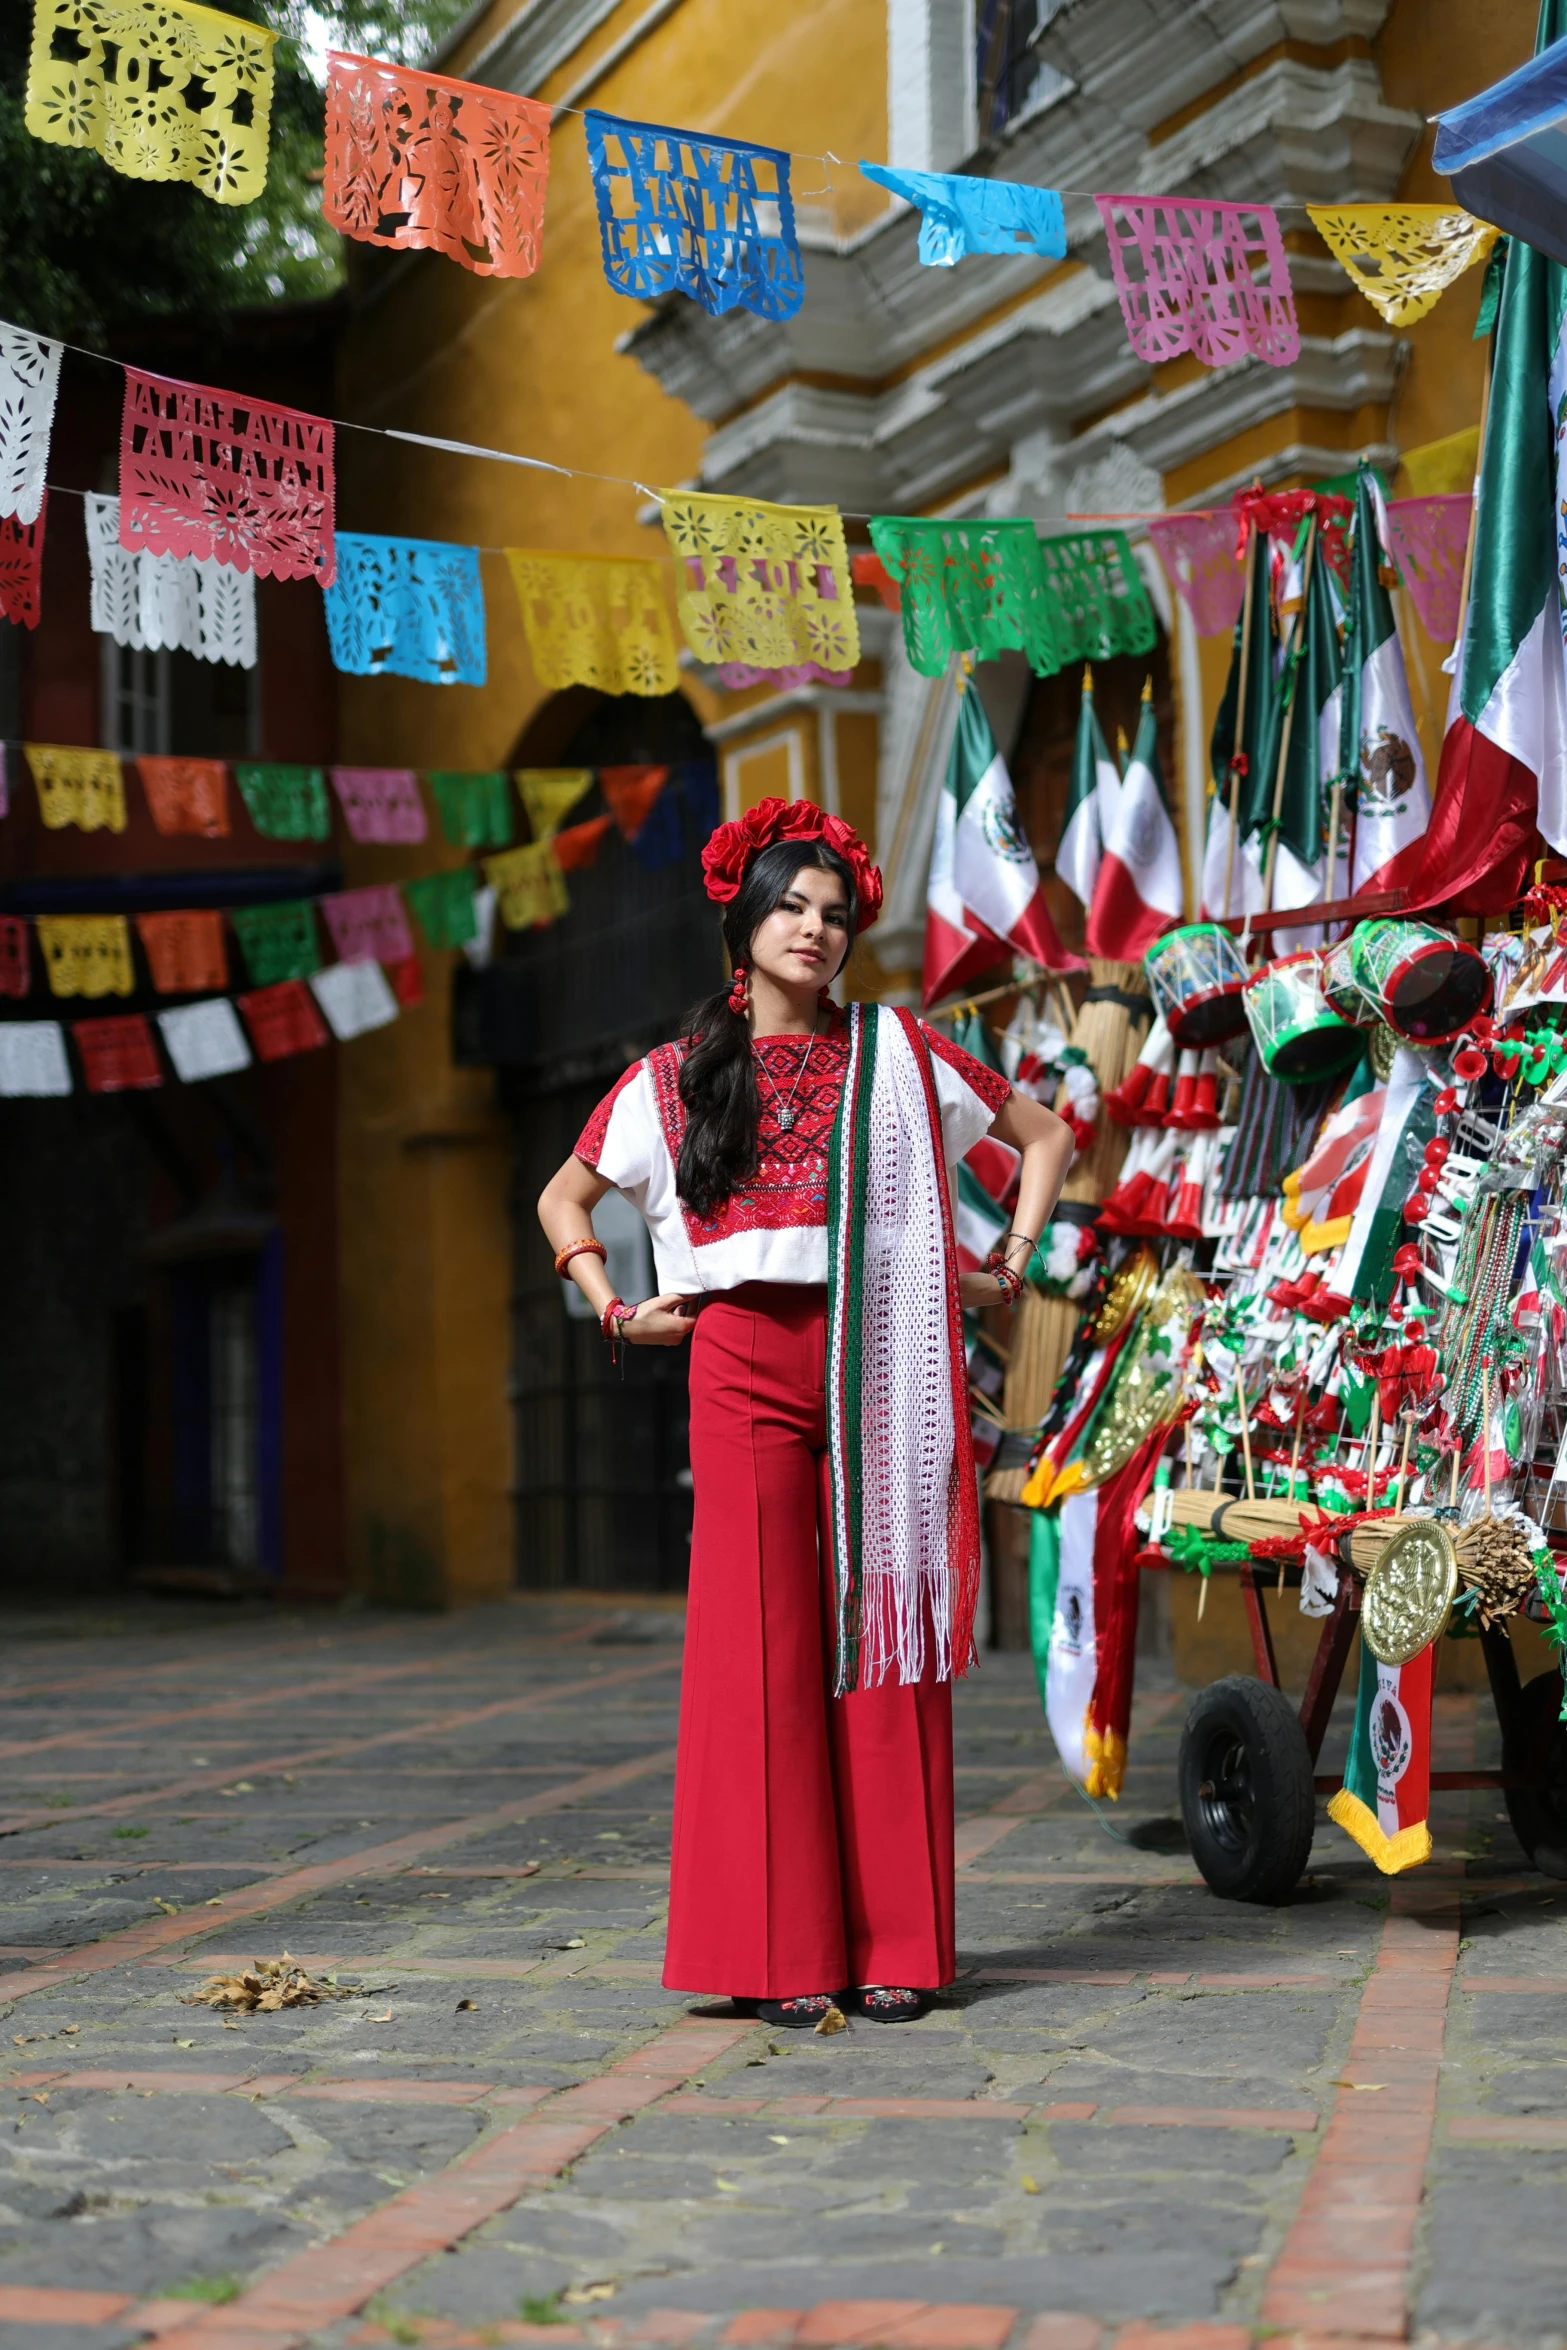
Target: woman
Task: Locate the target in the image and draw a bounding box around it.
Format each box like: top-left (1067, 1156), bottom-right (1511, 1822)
top-left (539, 797), bottom-right (1072, 2027)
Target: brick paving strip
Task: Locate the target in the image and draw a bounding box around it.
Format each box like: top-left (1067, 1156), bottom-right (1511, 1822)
top-left (0, 1736), bottom-right (678, 2006)
top-left (3, 2069), bottom-right (1319, 2134)
top-left (0, 1651), bottom-right (681, 1837)
top-left (1258, 1881), bottom-right (1461, 2339)
top-left (0, 1618), bottom-right (617, 1764)
top-left (0, 2016), bottom-right (755, 2350)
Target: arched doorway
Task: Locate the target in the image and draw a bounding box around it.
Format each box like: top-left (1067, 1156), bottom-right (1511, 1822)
top-left (454, 688), bottom-right (720, 1593)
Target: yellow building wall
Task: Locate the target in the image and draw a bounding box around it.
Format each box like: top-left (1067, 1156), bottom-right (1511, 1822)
top-left (332, 0), bottom-right (886, 1602)
top-left (332, 0), bottom-right (1536, 1610)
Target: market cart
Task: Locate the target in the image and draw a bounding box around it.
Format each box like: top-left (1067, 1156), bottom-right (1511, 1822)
top-left (1172, 1552), bottom-right (1567, 1902)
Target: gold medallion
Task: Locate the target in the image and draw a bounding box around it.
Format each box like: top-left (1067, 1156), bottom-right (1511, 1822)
top-left (1075, 1266), bottom-right (1204, 1491)
top-left (1091, 1243), bottom-right (1157, 1344)
top-left (1367, 1021), bottom-right (1399, 1081)
top-left (1361, 1518), bottom-right (1457, 1665)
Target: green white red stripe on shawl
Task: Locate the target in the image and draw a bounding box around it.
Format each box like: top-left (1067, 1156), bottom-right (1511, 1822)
top-left (825, 1002), bottom-right (981, 1693)
top-left (1328, 1639), bottom-right (1436, 1873)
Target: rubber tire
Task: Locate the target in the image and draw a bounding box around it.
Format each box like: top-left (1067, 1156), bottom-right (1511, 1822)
top-left (1504, 1669), bottom-right (1567, 1880)
top-left (1178, 1674), bottom-right (1317, 1904)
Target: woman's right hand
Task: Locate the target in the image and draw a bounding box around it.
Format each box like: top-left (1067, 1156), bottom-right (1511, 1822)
top-left (620, 1294), bottom-right (699, 1346)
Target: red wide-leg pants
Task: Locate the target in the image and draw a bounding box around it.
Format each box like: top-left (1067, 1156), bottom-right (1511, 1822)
top-left (663, 1282), bottom-right (955, 1997)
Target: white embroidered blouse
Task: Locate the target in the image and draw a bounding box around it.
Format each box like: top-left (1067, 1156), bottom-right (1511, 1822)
top-left (575, 1008), bottom-right (1011, 1293)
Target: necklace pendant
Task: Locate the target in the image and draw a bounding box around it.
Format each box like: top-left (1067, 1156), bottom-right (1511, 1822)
top-left (776, 1107), bottom-right (797, 1132)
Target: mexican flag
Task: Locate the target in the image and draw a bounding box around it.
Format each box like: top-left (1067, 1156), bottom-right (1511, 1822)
top-left (1058, 666), bottom-right (1120, 909)
top-left (1202, 532), bottom-right (1277, 918)
top-left (1027, 1431), bottom-right (1167, 1798)
top-left (1240, 523), bottom-right (1344, 927)
top-left (924, 686), bottom-right (1078, 1002)
top-left (1087, 679), bottom-right (1184, 956)
top-left (1392, 0), bottom-right (1567, 910)
top-left (1327, 1639), bottom-right (1436, 1873)
top-left (1340, 465), bottom-right (1433, 894)
top-left (954, 1158), bottom-right (1011, 1272)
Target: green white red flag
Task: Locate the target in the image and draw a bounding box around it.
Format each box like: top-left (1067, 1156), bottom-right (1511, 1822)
top-left (923, 685), bottom-right (1077, 1003)
top-left (1340, 465), bottom-right (1433, 895)
top-left (1245, 523), bottom-right (1344, 928)
top-left (1328, 1639), bottom-right (1436, 1873)
top-left (1028, 1432), bottom-right (1166, 1798)
top-left (1058, 666), bottom-right (1120, 910)
top-left (1389, 0), bottom-right (1567, 910)
top-left (1087, 680), bottom-right (1183, 956)
top-left (1202, 533), bottom-right (1277, 918)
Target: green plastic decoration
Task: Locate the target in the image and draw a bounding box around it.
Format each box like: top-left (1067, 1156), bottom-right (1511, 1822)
top-left (234, 764), bottom-right (330, 843)
top-left (231, 900), bottom-right (321, 986)
top-left (405, 868), bottom-right (479, 952)
top-left (428, 769), bottom-right (514, 850)
top-left (1035, 529), bottom-right (1158, 667)
top-left (867, 515), bottom-right (1061, 678)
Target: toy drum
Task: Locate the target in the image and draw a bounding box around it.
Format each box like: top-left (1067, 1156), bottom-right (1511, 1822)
top-left (1348, 918), bottom-right (1492, 1043)
top-left (1146, 923), bottom-right (1249, 1046)
top-left (1243, 950), bottom-right (1362, 1083)
top-left (1320, 934), bottom-right (1375, 1026)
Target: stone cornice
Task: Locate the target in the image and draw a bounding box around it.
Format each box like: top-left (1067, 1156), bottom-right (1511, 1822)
top-left (619, 6), bottom-right (1418, 516)
top-left (451, 0), bottom-right (623, 93)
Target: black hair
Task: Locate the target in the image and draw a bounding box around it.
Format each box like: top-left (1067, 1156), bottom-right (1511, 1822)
top-left (676, 838), bottom-right (858, 1218)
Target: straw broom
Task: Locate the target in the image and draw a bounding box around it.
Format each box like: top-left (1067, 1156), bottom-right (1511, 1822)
top-left (1160, 1492), bottom-right (1536, 1603)
top-left (1059, 957), bottom-right (1150, 1207)
top-left (987, 1285), bottom-right (1081, 1502)
top-left (984, 968), bottom-right (1153, 1502)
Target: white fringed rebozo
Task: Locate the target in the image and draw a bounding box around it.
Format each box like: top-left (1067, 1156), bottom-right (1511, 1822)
top-left (826, 1004), bottom-right (981, 1693)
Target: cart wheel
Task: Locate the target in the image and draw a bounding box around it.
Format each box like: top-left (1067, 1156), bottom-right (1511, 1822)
top-left (1179, 1675), bottom-right (1316, 1904)
top-left (1504, 1670), bottom-right (1567, 1880)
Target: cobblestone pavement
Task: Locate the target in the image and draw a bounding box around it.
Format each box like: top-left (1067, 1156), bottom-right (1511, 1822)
top-left (0, 1593), bottom-right (1563, 2350)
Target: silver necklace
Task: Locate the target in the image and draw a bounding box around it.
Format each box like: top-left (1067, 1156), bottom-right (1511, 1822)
top-left (754, 1018), bottom-right (820, 1133)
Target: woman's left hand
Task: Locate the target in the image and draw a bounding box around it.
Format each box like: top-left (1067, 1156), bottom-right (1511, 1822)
top-left (959, 1270), bottom-right (1017, 1311)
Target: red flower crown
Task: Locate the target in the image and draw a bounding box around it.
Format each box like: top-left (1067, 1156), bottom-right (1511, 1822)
top-left (700, 797), bottom-right (884, 930)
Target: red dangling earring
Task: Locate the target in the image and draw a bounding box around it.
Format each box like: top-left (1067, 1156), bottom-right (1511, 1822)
top-left (817, 984), bottom-right (834, 1006)
top-left (728, 964), bottom-right (748, 1015)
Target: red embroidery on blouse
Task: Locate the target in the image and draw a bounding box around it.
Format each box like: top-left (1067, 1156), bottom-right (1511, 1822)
top-left (575, 1059), bottom-right (644, 1167)
top-left (580, 1009), bottom-right (1007, 1253)
top-left (919, 1019), bottom-right (1012, 1116)
top-left (646, 1017), bottom-right (850, 1246)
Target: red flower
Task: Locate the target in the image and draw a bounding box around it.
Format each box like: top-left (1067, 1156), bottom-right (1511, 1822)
top-left (700, 797), bottom-right (883, 929)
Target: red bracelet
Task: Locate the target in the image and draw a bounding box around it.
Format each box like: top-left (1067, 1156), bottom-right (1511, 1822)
top-left (555, 1237), bottom-right (607, 1277)
top-left (992, 1263), bottom-right (1025, 1305)
top-left (600, 1295), bottom-right (635, 1339)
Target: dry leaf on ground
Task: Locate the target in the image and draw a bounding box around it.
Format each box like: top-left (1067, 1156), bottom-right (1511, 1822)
top-left (184, 1955), bottom-right (353, 2014)
top-left (813, 2002), bottom-right (848, 2037)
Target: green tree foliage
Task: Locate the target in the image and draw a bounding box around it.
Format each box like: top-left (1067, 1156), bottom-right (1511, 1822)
top-left (0, 0), bottom-right (472, 343)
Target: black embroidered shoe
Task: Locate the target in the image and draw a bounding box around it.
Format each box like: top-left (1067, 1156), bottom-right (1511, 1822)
top-left (753, 1993), bottom-right (843, 2028)
top-left (853, 1985), bottom-right (929, 2022)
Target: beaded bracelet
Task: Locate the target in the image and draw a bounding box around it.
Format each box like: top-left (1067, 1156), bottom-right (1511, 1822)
top-left (554, 1237), bottom-right (607, 1277)
top-left (992, 1262), bottom-right (1026, 1305)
